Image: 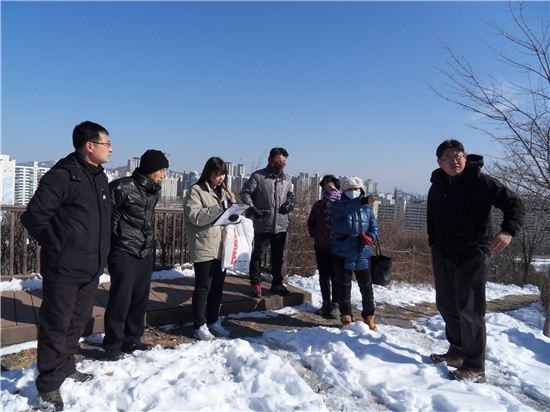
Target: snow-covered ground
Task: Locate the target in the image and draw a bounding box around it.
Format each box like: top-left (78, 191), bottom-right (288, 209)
top-left (1, 271), bottom-right (548, 411)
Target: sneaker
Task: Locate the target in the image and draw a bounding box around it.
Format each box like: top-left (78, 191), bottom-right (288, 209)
top-left (448, 368), bottom-right (486, 383)
top-left (100, 350), bottom-right (125, 362)
top-left (207, 320), bottom-right (230, 338)
top-left (121, 342), bottom-right (152, 353)
top-left (39, 388), bottom-right (64, 411)
top-left (270, 285), bottom-right (291, 296)
top-left (430, 353), bottom-right (464, 369)
top-left (193, 324), bottom-right (215, 341)
top-left (251, 283), bottom-right (262, 298)
top-left (68, 370), bottom-right (93, 383)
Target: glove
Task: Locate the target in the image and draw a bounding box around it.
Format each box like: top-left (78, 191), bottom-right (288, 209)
top-left (228, 214), bottom-right (240, 223)
top-left (250, 207), bottom-right (266, 217)
top-left (360, 194), bottom-right (376, 205)
top-left (279, 201), bottom-right (294, 214)
top-left (359, 232), bottom-right (377, 248)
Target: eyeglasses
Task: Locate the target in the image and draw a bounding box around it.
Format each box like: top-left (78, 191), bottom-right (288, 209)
top-left (92, 141), bottom-right (112, 148)
top-left (440, 153), bottom-right (465, 162)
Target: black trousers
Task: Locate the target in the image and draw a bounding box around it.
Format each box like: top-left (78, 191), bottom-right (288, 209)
top-left (192, 259), bottom-right (226, 328)
top-left (103, 251), bottom-right (153, 352)
top-left (249, 232), bottom-right (287, 286)
top-left (334, 255), bottom-right (375, 318)
top-left (432, 247), bottom-right (489, 371)
top-left (36, 276), bottom-right (98, 393)
top-left (314, 247), bottom-right (339, 304)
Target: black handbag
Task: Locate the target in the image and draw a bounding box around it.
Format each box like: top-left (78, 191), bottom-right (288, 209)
top-left (370, 241), bottom-right (392, 286)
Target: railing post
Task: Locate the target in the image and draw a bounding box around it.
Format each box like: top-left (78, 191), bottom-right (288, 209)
top-left (22, 227), bottom-right (28, 275)
top-left (9, 211), bottom-right (15, 276)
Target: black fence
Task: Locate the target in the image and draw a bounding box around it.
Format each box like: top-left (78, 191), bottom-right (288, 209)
top-left (0, 205), bottom-right (188, 278)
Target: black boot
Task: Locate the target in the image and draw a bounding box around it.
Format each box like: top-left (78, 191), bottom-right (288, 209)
top-left (317, 301), bottom-right (332, 317)
top-left (68, 370), bottom-right (94, 383)
top-left (39, 388), bottom-right (64, 411)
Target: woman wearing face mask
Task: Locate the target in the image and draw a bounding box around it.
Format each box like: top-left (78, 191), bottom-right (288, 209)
top-left (184, 157), bottom-right (234, 341)
top-left (307, 175), bottom-right (342, 318)
top-left (331, 176), bottom-right (379, 330)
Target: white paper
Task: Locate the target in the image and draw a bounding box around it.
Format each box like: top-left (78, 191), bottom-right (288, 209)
top-left (214, 203), bottom-right (250, 225)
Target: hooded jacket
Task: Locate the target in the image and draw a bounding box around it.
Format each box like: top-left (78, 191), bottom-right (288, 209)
top-left (239, 166), bottom-right (295, 234)
top-left (110, 171), bottom-right (161, 258)
top-left (21, 152), bottom-right (111, 282)
top-left (331, 196), bottom-right (378, 270)
top-left (427, 154), bottom-right (524, 256)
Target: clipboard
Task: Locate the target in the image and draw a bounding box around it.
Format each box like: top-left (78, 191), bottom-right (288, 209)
top-left (214, 203), bottom-right (250, 226)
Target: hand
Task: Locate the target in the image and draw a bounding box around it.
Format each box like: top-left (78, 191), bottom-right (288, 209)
top-left (279, 201), bottom-right (294, 214)
top-left (489, 231), bottom-right (512, 254)
top-left (251, 207), bottom-right (266, 217)
top-left (361, 194), bottom-right (376, 205)
top-left (228, 214), bottom-right (240, 223)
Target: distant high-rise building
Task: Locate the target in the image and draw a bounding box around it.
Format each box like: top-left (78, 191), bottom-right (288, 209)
top-left (161, 176), bottom-right (178, 200)
top-left (128, 157), bottom-right (140, 175)
top-left (14, 162), bottom-right (49, 204)
top-left (365, 179), bottom-right (378, 194)
top-left (0, 154), bottom-right (16, 205)
top-left (236, 164), bottom-right (245, 177)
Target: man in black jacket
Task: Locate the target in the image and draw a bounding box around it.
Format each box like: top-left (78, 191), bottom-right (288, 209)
top-left (21, 121), bottom-right (112, 411)
top-left (427, 139), bottom-right (523, 383)
top-left (102, 150), bottom-right (168, 360)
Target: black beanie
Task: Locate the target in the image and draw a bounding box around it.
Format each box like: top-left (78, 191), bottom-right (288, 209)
top-left (138, 150), bottom-right (169, 174)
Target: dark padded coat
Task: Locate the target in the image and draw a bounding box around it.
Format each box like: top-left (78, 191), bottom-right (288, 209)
top-left (21, 152), bottom-right (111, 282)
top-left (110, 171), bottom-right (161, 258)
top-left (427, 154), bottom-right (524, 256)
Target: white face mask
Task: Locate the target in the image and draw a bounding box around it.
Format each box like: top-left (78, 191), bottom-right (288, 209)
top-left (344, 189), bottom-right (361, 199)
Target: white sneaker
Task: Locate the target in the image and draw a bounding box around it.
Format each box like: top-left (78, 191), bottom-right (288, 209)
top-left (207, 320), bottom-right (230, 338)
top-left (193, 324), bottom-right (215, 341)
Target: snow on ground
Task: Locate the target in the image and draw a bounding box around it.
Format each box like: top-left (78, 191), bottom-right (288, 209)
top-left (287, 272), bottom-right (540, 309)
top-left (1, 271), bottom-right (548, 411)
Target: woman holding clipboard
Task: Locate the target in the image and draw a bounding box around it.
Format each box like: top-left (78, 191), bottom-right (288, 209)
top-left (184, 157), bottom-right (235, 340)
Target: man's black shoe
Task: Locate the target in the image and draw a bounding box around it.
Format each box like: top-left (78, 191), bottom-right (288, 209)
top-left (68, 370), bottom-right (94, 383)
top-left (270, 285), bottom-right (291, 296)
top-left (121, 342), bottom-right (152, 353)
top-left (39, 388), bottom-right (64, 411)
top-left (100, 350), bottom-right (125, 361)
top-left (429, 353), bottom-right (464, 368)
top-left (448, 368), bottom-right (486, 383)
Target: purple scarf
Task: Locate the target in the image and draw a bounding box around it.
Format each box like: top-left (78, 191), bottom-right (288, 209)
top-left (322, 187), bottom-right (341, 202)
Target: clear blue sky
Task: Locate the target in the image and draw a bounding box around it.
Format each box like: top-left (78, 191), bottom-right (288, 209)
top-left (2, 1), bottom-right (547, 193)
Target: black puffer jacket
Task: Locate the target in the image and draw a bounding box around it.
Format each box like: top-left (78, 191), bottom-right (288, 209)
top-left (110, 171), bottom-right (161, 258)
top-left (21, 152), bottom-right (111, 282)
top-left (427, 154), bottom-right (524, 256)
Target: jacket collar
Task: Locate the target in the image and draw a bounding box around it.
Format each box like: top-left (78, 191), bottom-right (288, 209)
top-left (430, 154), bottom-right (484, 185)
top-left (265, 165), bottom-right (286, 179)
top-left (132, 170), bottom-right (161, 194)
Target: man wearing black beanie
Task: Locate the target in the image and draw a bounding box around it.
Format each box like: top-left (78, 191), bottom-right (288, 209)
top-left (102, 149), bottom-right (169, 360)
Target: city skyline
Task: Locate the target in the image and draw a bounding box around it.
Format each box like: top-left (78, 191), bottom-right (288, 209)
top-left (3, 2), bottom-right (546, 193)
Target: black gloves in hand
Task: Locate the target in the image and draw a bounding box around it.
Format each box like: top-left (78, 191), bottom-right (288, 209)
top-left (279, 201), bottom-right (294, 215)
top-left (228, 214), bottom-right (240, 222)
top-left (251, 207), bottom-right (266, 217)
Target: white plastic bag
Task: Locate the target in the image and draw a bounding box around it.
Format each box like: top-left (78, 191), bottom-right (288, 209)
top-left (221, 217), bottom-right (254, 272)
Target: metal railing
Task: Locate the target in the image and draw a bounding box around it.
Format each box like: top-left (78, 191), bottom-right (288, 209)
top-left (0, 205), bottom-right (187, 277)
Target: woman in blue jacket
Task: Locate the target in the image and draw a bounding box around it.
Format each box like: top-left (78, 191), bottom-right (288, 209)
top-left (331, 176), bottom-right (379, 330)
